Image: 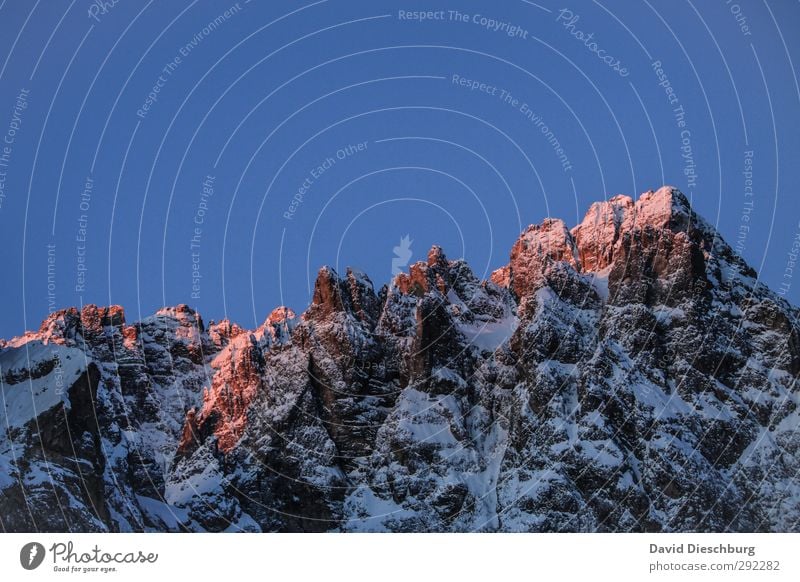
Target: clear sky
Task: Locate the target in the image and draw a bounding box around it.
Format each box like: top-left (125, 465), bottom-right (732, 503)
top-left (0, 0), bottom-right (798, 336)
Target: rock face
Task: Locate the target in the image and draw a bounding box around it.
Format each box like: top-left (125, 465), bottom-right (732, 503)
top-left (1, 186), bottom-right (798, 532)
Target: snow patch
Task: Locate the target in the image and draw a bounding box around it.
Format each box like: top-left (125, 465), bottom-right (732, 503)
top-left (0, 342), bottom-right (86, 431)
top-left (459, 314), bottom-right (519, 352)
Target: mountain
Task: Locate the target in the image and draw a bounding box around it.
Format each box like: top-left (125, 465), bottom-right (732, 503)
top-left (1, 186), bottom-right (798, 532)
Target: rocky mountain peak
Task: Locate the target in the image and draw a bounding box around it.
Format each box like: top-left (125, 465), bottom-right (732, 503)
top-left (36, 306), bottom-right (81, 341)
top-left (308, 266), bottom-right (347, 318)
top-left (427, 244), bottom-right (448, 267)
top-left (633, 185), bottom-right (694, 231)
top-left (2, 186), bottom-right (799, 533)
top-left (307, 266), bottom-right (380, 325)
top-left (258, 306), bottom-right (298, 345)
top-left (264, 306), bottom-right (296, 327)
top-left (155, 304), bottom-right (204, 331)
top-left (490, 187), bottom-right (717, 308)
top-left (571, 194), bottom-right (634, 272)
top-left (393, 245), bottom-right (459, 298)
top-left (208, 319), bottom-right (247, 348)
top-left (495, 217), bottom-right (580, 300)
top-left (571, 186), bottom-right (705, 274)
top-left (33, 304), bottom-right (126, 345)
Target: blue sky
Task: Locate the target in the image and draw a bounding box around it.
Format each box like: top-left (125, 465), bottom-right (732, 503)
top-left (0, 0), bottom-right (798, 336)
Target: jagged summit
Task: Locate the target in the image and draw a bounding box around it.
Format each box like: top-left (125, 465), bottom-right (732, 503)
top-left (2, 187), bottom-right (798, 533)
top-left (5, 187), bottom-right (744, 346)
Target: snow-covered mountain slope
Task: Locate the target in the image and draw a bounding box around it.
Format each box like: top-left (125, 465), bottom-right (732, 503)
top-left (1, 186), bottom-right (798, 532)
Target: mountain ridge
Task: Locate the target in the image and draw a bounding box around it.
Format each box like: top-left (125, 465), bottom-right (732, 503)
top-left (0, 186), bottom-right (771, 346)
top-left (2, 185), bottom-right (799, 532)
